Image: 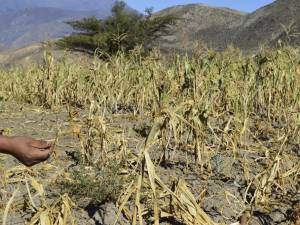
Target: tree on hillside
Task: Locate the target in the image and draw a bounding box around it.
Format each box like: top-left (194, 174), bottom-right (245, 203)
top-left (57, 1), bottom-right (177, 56)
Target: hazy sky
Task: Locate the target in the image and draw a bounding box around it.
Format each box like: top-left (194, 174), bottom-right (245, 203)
top-left (125, 0), bottom-right (275, 13)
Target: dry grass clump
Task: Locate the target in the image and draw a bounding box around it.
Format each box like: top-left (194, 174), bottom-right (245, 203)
top-left (0, 45), bottom-right (299, 224)
top-left (0, 162), bottom-right (76, 225)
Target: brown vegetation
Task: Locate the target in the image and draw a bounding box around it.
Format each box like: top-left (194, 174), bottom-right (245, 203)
top-left (0, 46), bottom-right (299, 224)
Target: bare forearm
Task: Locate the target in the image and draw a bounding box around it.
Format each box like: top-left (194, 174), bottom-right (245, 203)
top-left (0, 136), bottom-right (13, 155)
top-left (0, 136), bottom-right (52, 166)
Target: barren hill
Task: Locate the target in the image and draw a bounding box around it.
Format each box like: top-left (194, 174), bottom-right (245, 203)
top-left (155, 4), bottom-right (246, 51)
top-left (156, 0), bottom-right (300, 51)
top-left (232, 0), bottom-right (300, 50)
top-left (0, 43), bottom-right (91, 68)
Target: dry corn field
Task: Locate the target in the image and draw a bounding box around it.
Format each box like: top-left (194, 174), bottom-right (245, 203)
top-left (0, 47), bottom-right (300, 225)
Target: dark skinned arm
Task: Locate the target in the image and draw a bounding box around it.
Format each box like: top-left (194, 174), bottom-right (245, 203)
top-left (0, 136), bottom-right (52, 167)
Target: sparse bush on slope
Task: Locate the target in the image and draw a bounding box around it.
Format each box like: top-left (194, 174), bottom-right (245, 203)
top-left (57, 1), bottom-right (177, 56)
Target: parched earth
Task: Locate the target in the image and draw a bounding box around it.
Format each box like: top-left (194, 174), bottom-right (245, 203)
top-left (0, 101), bottom-right (299, 225)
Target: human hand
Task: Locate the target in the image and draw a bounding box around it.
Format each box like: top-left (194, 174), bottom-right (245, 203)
top-left (2, 137), bottom-right (52, 167)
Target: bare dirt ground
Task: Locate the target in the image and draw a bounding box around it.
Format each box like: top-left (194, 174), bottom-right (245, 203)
top-left (0, 101), bottom-right (299, 225)
top-left (0, 102), bottom-right (134, 225)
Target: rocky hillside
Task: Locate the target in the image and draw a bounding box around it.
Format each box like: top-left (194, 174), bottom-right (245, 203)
top-left (232, 0), bottom-right (300, 50)
top-left (155, 4), bottom-right (246, 51)
top-left (156, 0), bottom-right (300, 51)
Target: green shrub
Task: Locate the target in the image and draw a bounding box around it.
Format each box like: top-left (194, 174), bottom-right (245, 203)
top-left (57, 1), bottom-right (177, 56)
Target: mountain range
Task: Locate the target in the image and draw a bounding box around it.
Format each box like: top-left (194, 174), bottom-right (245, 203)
top-left (0, 0), bottom-right (116, 49)
top-left (0, 0), bottom-right (115, 12)
top-left (0, 0), bottom-right (299, 52)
